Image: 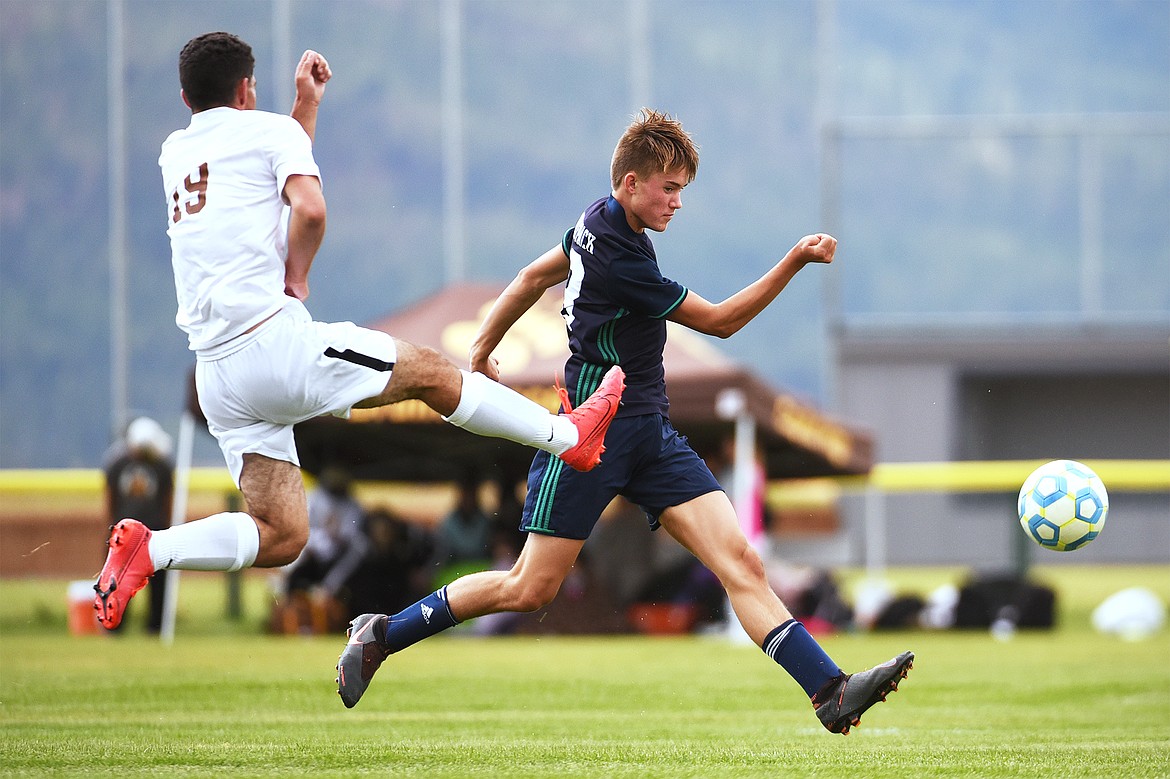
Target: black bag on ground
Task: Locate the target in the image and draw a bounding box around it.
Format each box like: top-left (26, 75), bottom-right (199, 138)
top-left (955, 574), bottom-right (1056, 629)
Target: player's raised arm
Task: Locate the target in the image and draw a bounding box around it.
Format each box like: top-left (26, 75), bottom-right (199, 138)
top-left (469, 244), bottom-right (570, 381)
top-left (291, 49), bottom-right (331, 143)
top-left (669, 233), bottom-right (835, 339)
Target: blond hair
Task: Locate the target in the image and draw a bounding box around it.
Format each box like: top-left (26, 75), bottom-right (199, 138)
top-left (610, 108), bottom-right (699, 190)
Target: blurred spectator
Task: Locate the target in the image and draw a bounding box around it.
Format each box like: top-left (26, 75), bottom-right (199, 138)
top-left (281, 467), bottom-right (367, 632)
top-left (433, 478), bottom-right (493, 570)
top-left (103, 417), bottom-right (174, 633)
top-left (588, 499), bottom-right (657, 609)
top-left (470, 477), bottom-right (528, 637)
top-left (346, 509), bottom-right (434, 619)
top-left (489, 474), bottom-right (527, 560)
top-left (631, 541), bottom-right (726, 630)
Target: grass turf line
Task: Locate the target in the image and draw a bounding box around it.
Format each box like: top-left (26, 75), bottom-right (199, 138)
top-left (1, 567), bottom-right (1168, 778)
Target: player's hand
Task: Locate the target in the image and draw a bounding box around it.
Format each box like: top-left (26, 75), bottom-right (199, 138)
top-left (469, 351), bottom-right (501, 382)
top-left (294, 50), bottom-right (331, 105)
top-left (791, 233), bottom-right (836, 265)
top-left (285, 278), bottom-right (310, 301)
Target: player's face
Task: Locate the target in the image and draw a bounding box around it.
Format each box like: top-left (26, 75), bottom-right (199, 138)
top-left (625, 168), bottom-right (687, 233)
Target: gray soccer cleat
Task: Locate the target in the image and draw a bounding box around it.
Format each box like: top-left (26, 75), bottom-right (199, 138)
top-left (336, 613), bottom-right (390, 709)
top-left (811, 651), bottom-right (914, 734)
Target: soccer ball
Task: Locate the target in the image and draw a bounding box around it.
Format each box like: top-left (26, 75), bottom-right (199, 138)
top-left (1018, 460), bottom-right (1108, 552)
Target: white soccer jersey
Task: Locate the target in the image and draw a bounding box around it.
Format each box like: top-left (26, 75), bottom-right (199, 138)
top-left (159, 107), bottom-right (321, 351)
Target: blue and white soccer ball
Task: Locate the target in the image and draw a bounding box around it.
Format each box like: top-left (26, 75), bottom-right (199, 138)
top-left (1018, 460), bottom-right (1109, 552)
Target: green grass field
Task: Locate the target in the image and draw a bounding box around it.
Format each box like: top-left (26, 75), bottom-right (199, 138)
top-left (2, 567), bottom-right (1168, 778)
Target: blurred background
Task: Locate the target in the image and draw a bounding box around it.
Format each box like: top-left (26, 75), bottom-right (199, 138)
top-left (1, 1), bottom-right (1167, 592)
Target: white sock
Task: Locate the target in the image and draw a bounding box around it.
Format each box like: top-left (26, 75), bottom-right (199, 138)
top-left (148, 512), bottom-right (260, 572)
top-left (443, 370), bottom-right (578, 455)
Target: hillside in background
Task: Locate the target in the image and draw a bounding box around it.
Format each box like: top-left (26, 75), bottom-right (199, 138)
top-left (2, 0), bottom-right (1168, 468)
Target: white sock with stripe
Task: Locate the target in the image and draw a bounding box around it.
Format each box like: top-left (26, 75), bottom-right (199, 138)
top-left (148, 512), bottom-right (260, 572)
top-left (443, 369), bottom-right (578, 454)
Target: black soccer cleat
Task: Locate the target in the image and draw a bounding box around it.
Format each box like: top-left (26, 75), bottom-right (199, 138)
top-left (811, 651), bottom-right (914, 735)
top-left (336, 613), bottom-right (390, 709)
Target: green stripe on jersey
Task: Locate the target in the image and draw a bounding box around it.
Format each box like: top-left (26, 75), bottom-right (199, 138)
top-left (652, 287), bottom-right (688, 319)
top-left (596, 309), bottom-right (626, 364)
top-left (525, 457), bottom-right (566, 533)
top-left (575, 362), bottom-right (612, 408)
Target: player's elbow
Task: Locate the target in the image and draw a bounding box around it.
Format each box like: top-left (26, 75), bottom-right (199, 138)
top-left (286, 177), bottom-right (327, 229)
top-left (513, 264), bottom-right (550, 296)
top-left (516, 254), bottom-right (568, 293)
top-left (709, 322), bottom-right (740, 339)
top-left (675, 300), bottom-right (741, 339)
top-left (296, 199), bottom-right (327, 230)
top-left (695, 318), bottom-right (739, 339)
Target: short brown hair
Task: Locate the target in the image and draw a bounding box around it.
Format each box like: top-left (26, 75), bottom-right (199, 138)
top-left (610, 108), bottom-right (699, 190)
top-left (179, 32), bottom-right (255, 111)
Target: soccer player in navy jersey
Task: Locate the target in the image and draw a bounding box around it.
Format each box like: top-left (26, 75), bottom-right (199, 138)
top-left (337, 109), bottom-right (912, 734)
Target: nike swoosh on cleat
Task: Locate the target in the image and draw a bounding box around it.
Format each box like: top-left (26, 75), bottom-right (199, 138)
top-left (347, 618), bottom-right (378, 646)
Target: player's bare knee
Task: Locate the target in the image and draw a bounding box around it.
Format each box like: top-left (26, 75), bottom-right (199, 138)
top-left (718, 543), bottom-right (767, 593)
top-left (417, 346), bottom-right (461, 395)
top-left (739, 544), bottom-right (767, 581)
top-left (398, 342), bottom-right (453, 389)
top-left (510, 590), bottom-right (552, 613)
top-left (249, 509), bottom-right (308, 566)
top-left (262, 534), bottom-right (306, 567)
top-left (279, 523), bottom-right (309, 564)
top-left (509, 579), bottom-right (560, 613)
top-left (376, 340), bottom-right (461, 412)
top-left (414, 343), bottom-right (449, 371)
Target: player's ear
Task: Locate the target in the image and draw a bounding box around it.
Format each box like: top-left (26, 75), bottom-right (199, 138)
top-left (233, 77), bottom-right (251, 107)
top-left (621, 171), bottom-right (638, 193)
top-left (180, 89), bottom-right (191, 110)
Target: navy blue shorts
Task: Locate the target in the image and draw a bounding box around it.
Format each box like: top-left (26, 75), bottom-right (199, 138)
top-left (520, 413), bottom-right (723, 540)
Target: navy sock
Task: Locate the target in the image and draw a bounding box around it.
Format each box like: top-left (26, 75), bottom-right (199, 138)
top-left (762, 619), bottom-right (843, 698)
top-left (379, 586), bottom-right (460, 654)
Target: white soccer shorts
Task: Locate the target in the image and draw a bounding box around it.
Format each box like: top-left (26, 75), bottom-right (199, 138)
top-left (195, 300), bottom-right (396, 486)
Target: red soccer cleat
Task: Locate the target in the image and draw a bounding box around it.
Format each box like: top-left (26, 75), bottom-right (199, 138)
top-left (558, 365), bottom-right (625, 472)
top-left (93, 518), bottom-right (155, 630)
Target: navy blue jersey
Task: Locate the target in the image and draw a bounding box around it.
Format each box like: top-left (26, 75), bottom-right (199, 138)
top-left (560, 196), bottom-right (688, 417)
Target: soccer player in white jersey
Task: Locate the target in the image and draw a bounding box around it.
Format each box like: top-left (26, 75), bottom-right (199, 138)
top-left (93, 31), bottom-right (625, 632)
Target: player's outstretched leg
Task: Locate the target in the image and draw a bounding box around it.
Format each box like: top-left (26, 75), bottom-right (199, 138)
top-left (558, 365), bottom-right (625, 472)
top-left (439, 363), bottom-right (623, 472)
top-left (811, 651), bottom-right (914, 735)
top-left (93, 518), bottom-right (155, 629)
